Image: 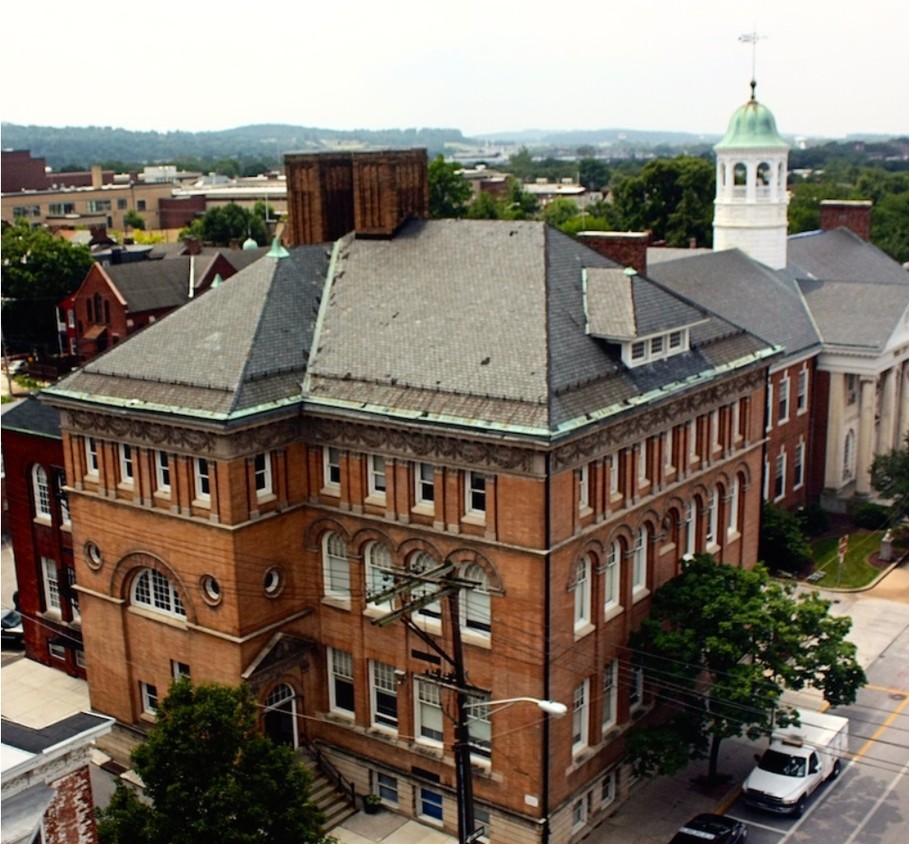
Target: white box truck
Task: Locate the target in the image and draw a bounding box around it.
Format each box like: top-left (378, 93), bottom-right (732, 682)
top-left (742, 708), bottom-right (848, 817)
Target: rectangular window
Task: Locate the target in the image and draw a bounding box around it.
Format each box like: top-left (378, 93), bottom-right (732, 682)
top-left (710, 409), bottom-right (720, 451)
top-left (49, 642), bottom-right (66, 661)
top-left (416, 678), bottom-right (444, 744)
top-left (631, 341), bottom-right (646, 360)
top-left (578, 463), bottom-right (590, 512)
top-left (669, 330), bottom-right (683, 349)
top-left (727, 478), bottom-right (740, 535)
top-left (572, 680), bottom-right (589, 755)
top-left (604, 543), bottom-right (620, 612)
top-left (774, 452), bottom-right (786, 500)
top-left (329, 649), bottom-right (355, 715)
top-left (765, 383), bottom-right (774, 432)
top-left (609, 452), bottom-right (619, 496)
top-left (688, 419), bottom-right (698, 461)
top-left (367, 454), bottom-right (386, 499)
top-left (155, 451), bottom-right (171, 492)
top-left (323, 447), bottom-right (341, 491)
top-left (85, 437), bottom-right (99, 477)
top-left (632, 528), bottom-right (648, 595)
top-left (778, 375), bottom-right (790, 424)
top-left (629, 665), bottom-right (644, 713)
top-left (706, 493), bottom-right (717, 546)
top-left (137, 199), bottom-right (147, 212)
top-left (171, 661), bottom-right (190, 681)
top-left (650, 335), bottom-right (664, 355)
top-left (141, 682), bottom-right (158, 714)
top-left (194, 457), bottom-right (211, 500)
top-left (664, 428), bottom-right (674, 470)
top-left (601, 772), bottom-right (616, 807)
top-left (254, 452), bottom-right (272, 497)
top-left (467, 695), bottom-right (491, 760)
top-left (635, 441), bottom-right (648, 485)
top-left (66, 566), bottom-right (80, 620)
top-left (119, 443), bottom-right (134, 485)
top-left (794, 441), bottom-right (805, 489)
top-left (797, 368), bottom-right (808, 413)
top-left (117, 198), bottom-right (128, 210)
top-left (43, 557), bottom-right (61, 612)
top-left (76, 649), bottom-right (87, 669)
top-left (465, 471), bottom-right (486, 516)
top-left (763, 458), bottom-right (770, 501)
top-left (376, 772), bottom-right (398, 805)
top-left (572, 797), bottom-right (587, 831)
top-left (419, 787), bottom-right (444, 823)
top-left (602, 660), bottom-right (618, 732)
top-left (371, 661), bottom-right (398, 730)
top-left (415, 462), bottom-right (435, 506)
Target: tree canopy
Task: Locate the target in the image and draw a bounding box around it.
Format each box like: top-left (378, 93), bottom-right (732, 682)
top-left (428, 155), bottom-right (472, 218)
top-left (628, 554), bottom-right (865, 783)
top-left (180, 202), bottom-right (268, 247)
top-left (1, 219), bottom-right (94, 353)
top-left (870, 433), bottom-right (909, 520)
top-left (96, 680), bottom-right (327, 844)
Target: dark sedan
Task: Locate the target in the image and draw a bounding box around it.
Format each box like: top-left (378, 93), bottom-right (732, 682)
top-left (670, 813), bottom-right (747, 843)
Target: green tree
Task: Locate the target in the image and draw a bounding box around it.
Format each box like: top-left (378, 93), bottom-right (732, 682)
top-left (180, 202), bottom-right (268, 247)
top-left (123, 209), bottom-right (146, 231)
top-left (870, 433), bottom-right (909, 519)
top-left (541, 198), bottom-right (580, 228)
top-left (759, 502), bottom-right (813, 575)
top-left (96, 680), bottom-right (326, 844)
top-left (1, 219), bottom-right (94, 352)
top-left (629, 554), bottom-right (865, 783)
top-left (578, 157), bottom-right (610, 191)
top-left (466, 190), bottom-right (503, 219)
top-left (428, 155), bottom-right (472, 219)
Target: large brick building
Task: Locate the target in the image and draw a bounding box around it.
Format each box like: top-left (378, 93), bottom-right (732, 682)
top-left (41, 146), bottom-right (777, 842)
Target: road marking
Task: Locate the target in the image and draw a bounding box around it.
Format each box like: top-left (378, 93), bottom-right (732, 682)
top-left (842, 756), bottom-right (909, 844)
top-left (853, 693), bottom-right (909, 761)
top-left (725, 814), bottom-right (780, 834)
top-left (864, 683), bottom-right (909, 695)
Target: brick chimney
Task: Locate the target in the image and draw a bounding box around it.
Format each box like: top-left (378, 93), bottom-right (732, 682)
top-left (577, 231), bottom-right (651, 276)
top-left (820, 200), bottom-right (872, 241)
top-left (182, 237), bottom-right (202, 256)
top-left (91, 165), bottom-right (103, 189)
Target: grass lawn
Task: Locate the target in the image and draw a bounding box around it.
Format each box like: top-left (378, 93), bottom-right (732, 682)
top-left (808, 530), bottom-right (885, 589)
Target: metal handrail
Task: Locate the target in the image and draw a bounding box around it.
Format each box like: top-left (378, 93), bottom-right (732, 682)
top-left (300, 736), bottom-right (357, 807)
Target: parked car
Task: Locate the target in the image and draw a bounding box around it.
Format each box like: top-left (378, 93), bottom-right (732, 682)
top-left (1, 608), bottom-right (24, 646)
top-left (670, 814), bottom-right (747, 843)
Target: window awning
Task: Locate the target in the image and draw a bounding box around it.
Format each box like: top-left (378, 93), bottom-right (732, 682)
top-left (82, 324), bottom-right (107, 341)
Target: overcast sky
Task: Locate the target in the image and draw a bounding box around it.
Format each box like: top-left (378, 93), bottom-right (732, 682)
top-left (2, 0), bottom-right (905, 140)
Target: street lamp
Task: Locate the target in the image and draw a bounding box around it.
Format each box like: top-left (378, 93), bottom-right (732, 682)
top-left (456, 696), bottom-right (567, 843)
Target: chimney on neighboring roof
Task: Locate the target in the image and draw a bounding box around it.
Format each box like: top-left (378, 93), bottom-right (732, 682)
top-left (183, 236), bottom-right (201, 256)
top-left (820, 200), bottom-right (872, 241)
top-left (91, 165), bottom-right (103, 188)
top-left (577, 231), bottom-right (651, 276)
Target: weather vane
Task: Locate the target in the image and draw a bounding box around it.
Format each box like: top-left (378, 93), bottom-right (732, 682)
top-left (738, 28), bottom-right (767, 96)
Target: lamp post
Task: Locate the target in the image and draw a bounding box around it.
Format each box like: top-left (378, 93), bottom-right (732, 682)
top-left (457, 696), bottom-right (567, 843)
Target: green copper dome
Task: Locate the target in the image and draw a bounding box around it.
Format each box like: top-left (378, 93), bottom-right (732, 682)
top-left (715, 83), bottom-right (788, 150)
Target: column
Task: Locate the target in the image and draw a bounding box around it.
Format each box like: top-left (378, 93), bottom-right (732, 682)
top-left (856, 376), bottom-right (877, 495)
top-left (878, 366), bottom-right (897, 453)
top-left (824, 373), bottom-right (845, 490)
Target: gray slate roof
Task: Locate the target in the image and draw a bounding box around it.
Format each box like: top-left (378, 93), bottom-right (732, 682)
top-left (647, 248), bottom-right (821, 361)
top-left (0, 396), bottom-right (62, 440)
top-left (1, 712), bottom-right (110, 755)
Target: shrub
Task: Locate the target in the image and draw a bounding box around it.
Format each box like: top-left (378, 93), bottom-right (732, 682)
top-left (853, 502), bottom-right (891, 530)
top-left (760, 503), bottom-right (812, 574)
top-left (798, 505), bottom-right (830, 537)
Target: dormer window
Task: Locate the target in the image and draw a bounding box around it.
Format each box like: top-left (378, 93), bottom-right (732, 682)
top-left (622, 329), bottom-right (689, 368)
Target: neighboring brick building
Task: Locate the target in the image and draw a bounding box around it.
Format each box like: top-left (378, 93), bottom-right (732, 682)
top-left (42, 148), bottom-right (777, 841)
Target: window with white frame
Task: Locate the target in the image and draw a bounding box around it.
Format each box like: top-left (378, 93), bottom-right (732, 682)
top-left (685, 502), bottom-right (696, 556)
top-left (418, 786), bottom-right (444, 824)
top-left (155, 451), bottom-right (170, 493)
top-left (370, 661), bottom-right (398, 730)
top-left (706, 491), bottom-right (718, 546)
top-left (765, 383), bottom-right (774, 432)
top-left (66, 566), bottom-right (79, 620)
top-left (572, 679), bottom-right (589, 755)
top-left (416, 678), bottom-right (444, 744)
top-left (602, 659), bottom-right (618, 732)
top-left (132, 568), bottom-right (186, 618)
top-left (710, 409), bottom-right (720, 451)
top-left (194, 457), bottom-right (211, 500)
top-left (843, 430), bottom-right (855, 480)
top-left (629, 664), bottom-right (644, 713)
top-left (171, 660), bottom-right (190, 681)
top-left (55, 472), bottom-right (70, 525)
top-left (365, 542), bottom-right (394, 608)
top-left (688, 419), bottom-right (698, 462)
top-left (774, 452), bottom-right (786, 501)
top-left (604, 541), bottom-right (620, 613)
top-left (763, 458), bottom-right (771, 500)
top-left (254, 452), bottom-right (272, 498)
top-left (409, 551), bottom-right (441, 620)
top-left (663, 428), bottom-right (674, 471)
top-left (778, 375), bottom-right (790, 424)
top-left (632, 526), bottom-right (648, 596)
top-left (572, 796), bottom-right (588, 831)
top-left (578, 462), bottom-right (590, 512)
top-left (141, 681), bottom-right (159, 714)
top-left (635, 441), bottom-right (648, 486)
top-left (415, 462), bottom-right (435, 507)
top-left (85, 437), bottom-right (99, 477)
top-left (624, 329), bottom-right (688, 367)
top-left (42, 557), bottom-right (61, 613)
top-left (32, 465), bottom-right (51, 519)
top-left (467, 694), bottom-right (491, 760)
top-left (465, 471), bottom-right (487, 517)
top-left (461, 563), bottom-right (491, 634)
top-left (573, 555), bottom-right (591, 632)
top-left (732, 400), bottom-right (742, 441)
top-left (329, 648), bottom-right (355, 715)
top-left (367, 454), bottom-right (386, 500)
top-left (376, 772), bottom-right (398, 805)
top-left (727, 477), bottom-right (740, 535)
top-left (601, 771), bottom-right (617, 808)
top-left (322, 532), bottom-right (350, 599)
top-left (609, 452), bottom-right (620, 496)
top-left (323, 447), bottom-right (341, 491)
top-left (794, 440), bottom-right (805, 489)
top-left (119, 443), bottom-right (134, 485)
top-left (49, 642), bottom-right (66, 661)
top-left (797, 367), bottom-right (808, 413)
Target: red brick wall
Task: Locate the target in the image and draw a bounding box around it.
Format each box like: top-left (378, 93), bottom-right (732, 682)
top-left (44, 764), bottom-right (99, 844)
top-left (577, 231), bottom-right (651, 275)
top-left (820, 200), bottom-right (872, 241)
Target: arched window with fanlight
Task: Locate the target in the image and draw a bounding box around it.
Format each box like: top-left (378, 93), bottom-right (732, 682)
top-left (572, 554), bottom-right (591, 633)
top-left (843, 429), bottom-right (856, 481)
top-left (32, 465), bottom-right (52, 520)
top-left (461, 563), bottom-right (491, 636)
top-left (365, 542), bottom-right (394, 609)
top-left (409, 551), bottom-right (442, 621)
top-left (322, 532), bottom-right (350, 600)
top-left (263, 683), bottom-right (297, 747)
top-left (132, 568), bottom-right (186, 619)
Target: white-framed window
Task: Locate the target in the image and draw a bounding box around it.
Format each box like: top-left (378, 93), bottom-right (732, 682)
top-left (461, 563), bottom-right (491, 635)
top-left (663, 428), bottom-right (674, 471)
top-left (635, 441), bottom-right (648, 485)
top-left (688, 419), bottom-right (698, 462)
top-left (415, 462), bottom-right (435, 507)
top-left (370, 661), bottom-right (398, 730)
top-left (774, 452), bottom-right (786, 501)
top-left (140, 681), bottom-right (159, 714)
top-left (416, 678), bottom-right (444, 744)
top-left (32, 465), bottom-right (52, 519)
top-left (629, 664), bottom-right (644, 713)
top-left (49, 642), bottom-right (66, 661)
top-left (794, 440), bottom-right (805, 489)
top-left (194, 457), bottom-right (211, 501)
top-left (572, 679), bottom-right (589, 755)
top-left (602, 659), bottom-right (618, 733)
top-left (732, 400), bottom-right (742, 442)
top-left (66, 566), bottom-right (79, 620)
top-left (778, 375), bottom-right (790, 424)
top-left (763, 458), bottom-right (771, 500)
top-left (42, 556), bottom-right (61, 613)
top-left (376, 772), bottom-right (398, 805)
top-left (710, 409), bottom-right (720, 451)
top-left (608, 452), bottom-right (620, 496)
top-left (418, 786), bottom-right (444, 824)
top-left (797, 367), bottom-right (809, 414)
top-left (572, 796), bottom-right (588, 831)
top-left (631, 340), bottom-right (646, 361)
top-left (573, 555), bottom-right (591, 632)
top-left (765, 383), bottom-right (774, 432)
top-left (843, 429), bottom-right (856, 481)
top-left (322, 532), bottom-right (351, 599)
top-left (132, 568), bottom-right (186, 618)
top-left (685, 502), bottom-right (696, 556)
top-left (632, 526), bottom-right (648, 596)
top-left (467, 694), bottom-right (491, 760)
top-left (365, 542), bottom-right (394, 608)
top-left (578, 463), bottom-right (591, 512)
top-left (604, 541), bottom-right (620, 612)
top-left (409, 551), bottom-right (441, 620)
top-left (75, 649), bottom-right (87, 669)
top-left (85, 437), bottom-right (99, 477)
top-left (367, 454), bottom-right (387, 500)
top-left (329, 648), bottom-right (355, 715)
top-left (323, 447), bottom-right (341, 491)
top-left (706, 491), bottom-right (718, 546)
top-left (119, 443), bottom-right (134, 485)
top-left (624, 329), bottom-right (688, 367)
top-left (155, 451), bottom-right (170, 493)
top-left (171, 660), bottom-right (190, 681)
top-left (727, 477), bottom-right (740, 535)
top-left (254, 452), bottom-right (272, 498)
top-left (601, 771), bottom-right (617, 808)
top-left (465, 471), bottom-right (487, 516)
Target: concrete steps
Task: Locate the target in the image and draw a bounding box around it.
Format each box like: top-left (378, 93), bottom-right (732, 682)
top-left (305, 765), bottom-right (359, 830)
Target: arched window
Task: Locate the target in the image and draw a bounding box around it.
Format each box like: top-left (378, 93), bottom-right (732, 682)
top-left (572, 555), bottom-right (591, 632)
top-left (264, 683), bottom-right (297, 747)
top-left (409, 551), bottom-right (441, 620)
top-left (132, 568), bottom-right (186, 618)
top-left (727, 477), bottom-right (740, 535)
top-left (461, 563), bottom-right (491, 635)
top-left (32, 465), bottom-right (51, 519)
top-left (843, 430), bottom-right (856, 481)
top-left (365, 542), bottom-right (394, 608)
top-left (322, 532), bottom-right (350, 599)
top-left (632, 526), bottom-right (649, 597)
top-left (733, 162), bottom-right (747, 186)
top-left (604, 541), bottom-right (621, 612)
